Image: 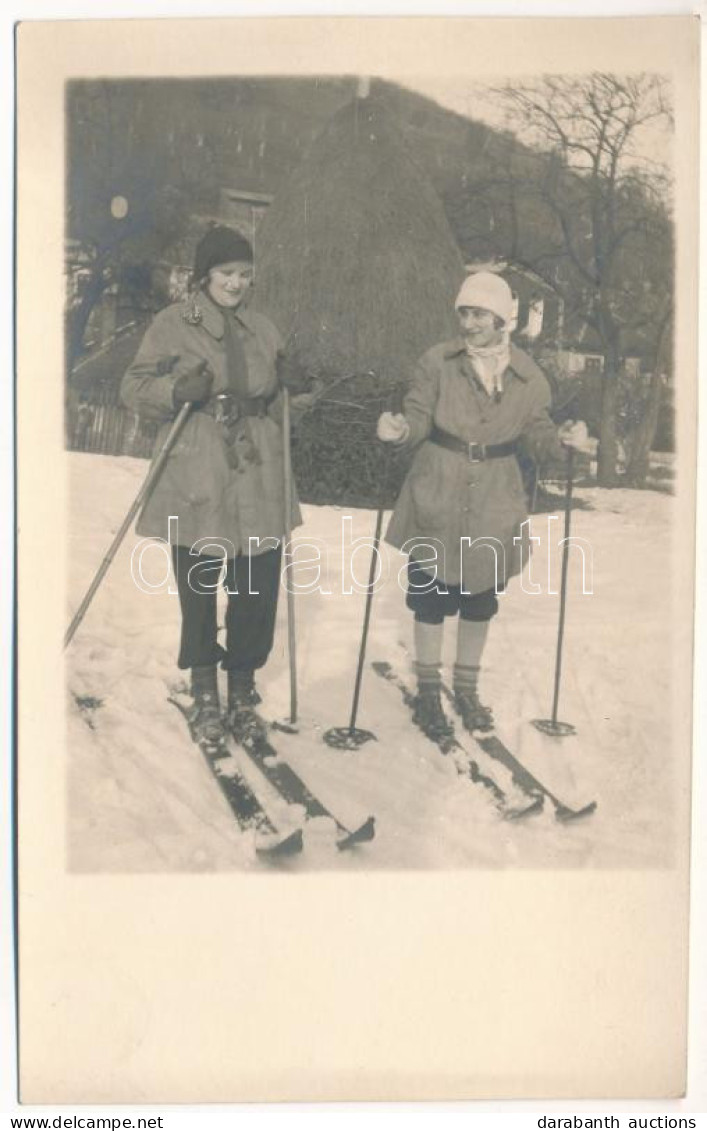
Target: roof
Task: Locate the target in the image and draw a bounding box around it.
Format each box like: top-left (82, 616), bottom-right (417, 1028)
top-left (464, 260), bottom-right (561, 299)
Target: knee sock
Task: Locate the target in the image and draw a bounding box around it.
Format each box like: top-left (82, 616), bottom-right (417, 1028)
top-left (454, 618), bottom-right (490, 696)
top-left (413, 619), bottom-right (444, 693)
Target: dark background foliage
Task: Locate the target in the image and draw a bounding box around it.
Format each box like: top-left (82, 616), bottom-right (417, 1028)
top-left (65, 75), bottom-right (675, 501)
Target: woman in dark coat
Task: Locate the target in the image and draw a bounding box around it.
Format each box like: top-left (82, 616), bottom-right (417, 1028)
top-left (121, 226), bottom-right (302, 744)
top-left (378, 271), bottom-right (588, 740)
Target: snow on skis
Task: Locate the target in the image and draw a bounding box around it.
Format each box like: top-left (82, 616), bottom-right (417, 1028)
top-left (440, 685), bottom-right (598, 823)
top-left (229, 709), bottom-right (376, 851)
top-left (371, 661), bottom-right (542, 821)
top-left (169, 695), bottom-right (304, 858)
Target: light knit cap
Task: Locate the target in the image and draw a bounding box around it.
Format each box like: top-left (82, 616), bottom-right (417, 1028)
top-left (455, 272), bottom-right (514, 326)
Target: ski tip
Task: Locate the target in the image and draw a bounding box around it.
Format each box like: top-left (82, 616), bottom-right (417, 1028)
top-left (504, 794), bottom-right (545, 821)
top-left (555, 799), bottom-right (598, 823)
top-left (336, 816), bottom-right (376, 851)
top-left (255, 826), bottom-right (304, 857)
top-left (271, 719), bottom-right (299, 735)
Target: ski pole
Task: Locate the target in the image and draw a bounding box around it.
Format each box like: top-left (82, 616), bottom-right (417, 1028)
top-left (324, 384), bottom-right (400, 750)
top-left (350, 503), bottom-right (384, 726)
top-left (324, 501), bottom-right (385, 751)
top-left (64, 401), bottom-right (193, 649)
top-left (282, 387), bottom-right (298, 725)
top-left (533, 444), bottom-right (577, 737)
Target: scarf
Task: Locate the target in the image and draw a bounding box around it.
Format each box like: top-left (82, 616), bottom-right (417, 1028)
top-left (219, 302), bottom-right (261, 470)
top-left (464, 336), bottom-right (511, 400)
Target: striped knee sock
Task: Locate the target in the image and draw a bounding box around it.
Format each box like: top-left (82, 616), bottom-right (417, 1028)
top-left (453, 662), bottom-right (480, 697)
top-left (414, 661), bottom-right (442, 694)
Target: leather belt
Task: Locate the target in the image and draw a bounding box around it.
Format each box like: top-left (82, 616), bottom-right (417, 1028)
top-left (429, 424), bottom-right (518, 463)
top-left (207, 392), bottom-right (275, 421)
top-left (237, 394), bottom-right (272, 419)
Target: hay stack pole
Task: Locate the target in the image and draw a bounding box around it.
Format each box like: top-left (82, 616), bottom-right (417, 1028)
top-left (357, 76), bottom-right (371, 99)
top-left (253, 82), bottom-right (465, 389)
top-left (254, 81), bottom-right (465, 730)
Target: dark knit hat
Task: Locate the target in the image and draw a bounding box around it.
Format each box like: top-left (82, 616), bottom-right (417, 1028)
top-left (193, 226), bottom-right (253, 281)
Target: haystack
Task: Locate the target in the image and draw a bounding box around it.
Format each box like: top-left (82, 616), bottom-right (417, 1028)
top-left (253, 91), bottom-right (465, 387)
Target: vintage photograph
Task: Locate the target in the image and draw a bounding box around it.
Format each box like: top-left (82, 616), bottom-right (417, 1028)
top-left (16, 15), bottom-right (699, 1104)
top-left (63, 69), bottom-right (681, 873)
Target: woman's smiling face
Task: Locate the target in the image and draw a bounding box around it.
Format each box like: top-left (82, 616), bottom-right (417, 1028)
top-left (457, 305), bottom-right (504, 348)
top-left (206, 260), bottom-right (254, 308)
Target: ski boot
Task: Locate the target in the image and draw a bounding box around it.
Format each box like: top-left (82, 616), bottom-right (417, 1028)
top-left (226, 669), bottom-right (264, 739)
top-left (412, 687), bottom-right (455, 744)
top-left (454, 688), bottom-right (494, 733)
top-left (189, 665), bottom-right (226, 748)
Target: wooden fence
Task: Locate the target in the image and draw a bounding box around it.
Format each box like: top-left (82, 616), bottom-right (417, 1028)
top-left (67, 384), bottom-right (159, 460)
top-left (66, 320), bottom-right (159, 459)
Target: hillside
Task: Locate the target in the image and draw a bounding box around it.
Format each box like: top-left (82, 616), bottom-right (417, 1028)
top-left (67, 76), bottom-right (507, 248)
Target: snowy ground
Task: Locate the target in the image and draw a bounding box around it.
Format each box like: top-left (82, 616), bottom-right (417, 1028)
top-left (66, 452), bottom-right (679, 872)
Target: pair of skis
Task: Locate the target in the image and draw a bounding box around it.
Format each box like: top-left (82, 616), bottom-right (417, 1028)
top-left (170, 695), bottom-right (376, 859)
top-left (371, 661), bottom-right (597, 823)
top-left (172, 657), bottom-right (595, 857)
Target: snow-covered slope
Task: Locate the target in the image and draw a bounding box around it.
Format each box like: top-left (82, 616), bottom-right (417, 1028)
top-left (66, 452), bottom-right (680, 872)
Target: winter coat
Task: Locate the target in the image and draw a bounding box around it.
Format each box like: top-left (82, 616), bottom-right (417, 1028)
top-left (385, 339), bottom-right (564, 591)
top-left (121, 293), bottom-right (302, 555)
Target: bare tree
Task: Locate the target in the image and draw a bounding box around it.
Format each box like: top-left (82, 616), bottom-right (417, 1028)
top-left (489, 73), bottom-right (673, 486)
top-left (623, 305), bottom-right (672, 486)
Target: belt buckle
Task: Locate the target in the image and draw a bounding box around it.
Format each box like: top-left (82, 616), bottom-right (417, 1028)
top-left (214, 393), bottom-right (237, 426)
top-left (468, 442), bottom-right (486, 463)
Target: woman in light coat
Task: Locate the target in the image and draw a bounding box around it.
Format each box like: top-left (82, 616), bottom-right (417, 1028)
top-left (378, 271), bottom-right (588, 740)
top-left (122, 225), bottom-right (301, 743)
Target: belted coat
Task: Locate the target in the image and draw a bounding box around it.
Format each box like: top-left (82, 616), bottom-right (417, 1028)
top-left (385, 339), bottom-right (564, 591)
top-left (121, 294), bottom-right (302, 556)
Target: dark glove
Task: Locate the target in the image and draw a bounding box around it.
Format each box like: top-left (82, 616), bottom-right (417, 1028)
top-left (173, 361), bottom-right (214, 407)
top-left (276, 351), bottom-right (311, 395)
top-left (155, 355), bottom-right (181, 376)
